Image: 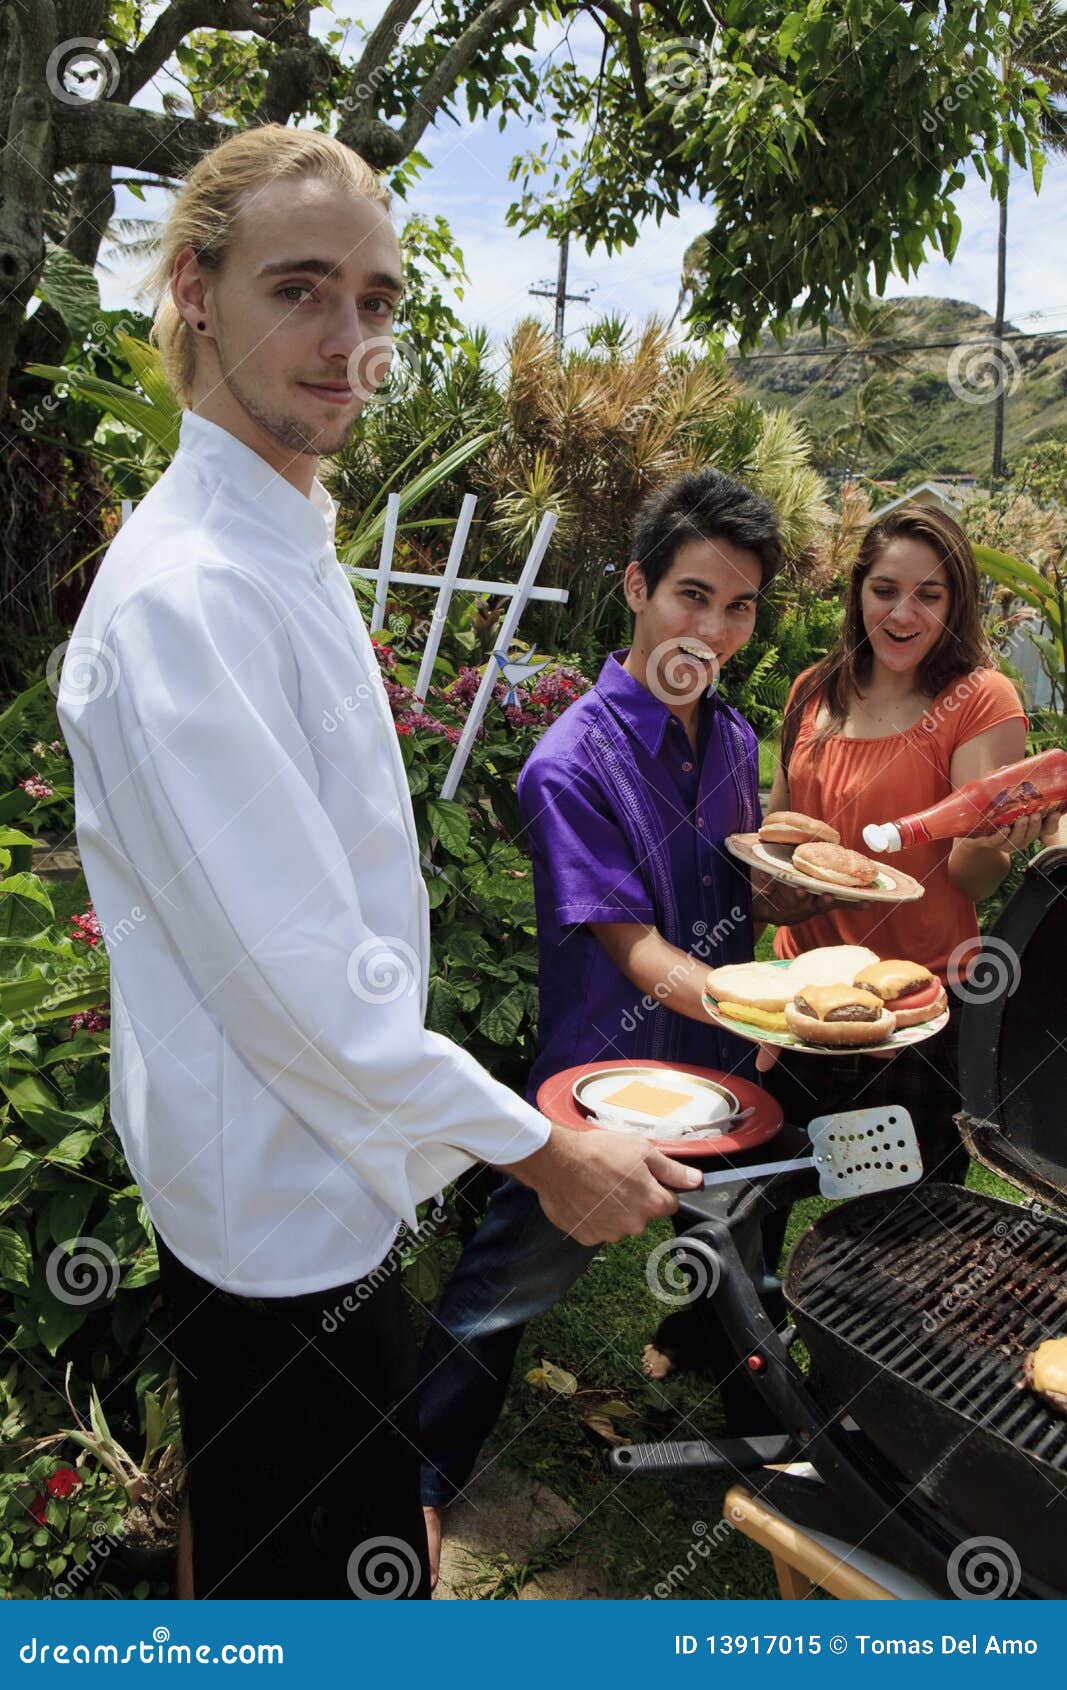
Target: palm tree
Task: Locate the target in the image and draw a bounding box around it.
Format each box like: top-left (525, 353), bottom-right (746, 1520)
top-left (991, 1), bottom-right (1067, 483)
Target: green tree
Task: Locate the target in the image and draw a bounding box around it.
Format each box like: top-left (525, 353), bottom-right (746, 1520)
top-left (1, 0), bottom-right (1056, 415)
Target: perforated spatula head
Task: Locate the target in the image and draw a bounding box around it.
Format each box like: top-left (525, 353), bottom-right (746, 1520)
top-left (806, 1105), bottom-right (923, 1198)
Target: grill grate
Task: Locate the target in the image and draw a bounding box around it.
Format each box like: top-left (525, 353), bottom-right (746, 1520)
top-left (792, 1184), bottom-right (1067, 1471)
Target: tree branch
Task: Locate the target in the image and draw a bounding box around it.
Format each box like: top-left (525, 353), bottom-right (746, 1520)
top-left (395, 0), bottom-right (533, 155)
top-left (118, 0), bottom-right (282, 100)
top-left (255, 41), bottom-right (334, 125)
top-left (52, 98), bottom-right (227, 175)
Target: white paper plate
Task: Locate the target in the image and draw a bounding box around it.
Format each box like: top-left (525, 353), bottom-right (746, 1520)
top-left (572, 1066), bottom-right (739, 1138)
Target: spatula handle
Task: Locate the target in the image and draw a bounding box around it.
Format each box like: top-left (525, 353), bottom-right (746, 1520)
top-left (701, 1155), bottom-right (814, 1188)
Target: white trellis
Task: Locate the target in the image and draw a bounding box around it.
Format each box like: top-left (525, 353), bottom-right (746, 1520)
top-left (344, 492), bottom-right (566, 800)
top-left (122, 490), bottom-right (568, 800)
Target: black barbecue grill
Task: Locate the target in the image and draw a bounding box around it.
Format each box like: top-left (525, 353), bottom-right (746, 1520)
top-left (612, 843), bottom-right (1067, 1599)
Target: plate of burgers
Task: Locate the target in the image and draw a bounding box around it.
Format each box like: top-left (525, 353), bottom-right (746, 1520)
top-left (702, 945), bottom-right (949, 1055)
top-left (725, 811), bottom-right (925, 904)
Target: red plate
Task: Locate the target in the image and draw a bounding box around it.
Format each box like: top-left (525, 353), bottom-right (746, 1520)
top-left (535, 1059), bottom-right (783, 1159)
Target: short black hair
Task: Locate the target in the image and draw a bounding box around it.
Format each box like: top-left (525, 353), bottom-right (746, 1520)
top-left (632, 467), bottom-right (785, 595)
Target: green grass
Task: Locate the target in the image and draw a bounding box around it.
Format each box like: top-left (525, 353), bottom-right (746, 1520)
top-left (757, 737), bottom-right (778, 792)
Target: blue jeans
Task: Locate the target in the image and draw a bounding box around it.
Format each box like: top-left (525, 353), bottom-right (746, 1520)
top-left (417, 1175), bottom-right (594, 1508)
top-left (416, 1173), bottom-right (780, 1509)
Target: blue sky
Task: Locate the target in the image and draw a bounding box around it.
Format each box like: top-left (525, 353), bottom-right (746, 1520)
top-left (98, 6), bottom-right (1067, 352)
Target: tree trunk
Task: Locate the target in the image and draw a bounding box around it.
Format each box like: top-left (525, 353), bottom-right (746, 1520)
top-left (0, 2), bottom-right (57, 414)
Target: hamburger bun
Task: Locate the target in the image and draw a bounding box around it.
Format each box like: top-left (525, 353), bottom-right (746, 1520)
top-left (853, 959), bottom-right (948, 1028)
top-left (785, 984), bottom-right (897, 1048)
top-left (705, 945), bottom-right (879, 1016)
top-left (758, 810), bottom-right (840, 847)
top-left (792, 841), bottom-right (881, 889)
top-left (1024, 1339), bottom-right (1067, 1417)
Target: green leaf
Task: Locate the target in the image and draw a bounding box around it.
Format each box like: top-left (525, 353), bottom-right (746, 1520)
top-left (0, 873), bottom-right (55, 933)
top-left (36, 1297), bottom-right (89, 1357)
top-left (0, 1225), bottom-right (30, 1287)
top-left (37, 247), bottom-right (101, 338)
top-left (478, 989), bottom-right (525, 1046)
top-left (425, 977), bottom-right (466, 1039)
top-left (426, 799), bottom-right (471, 858)
top-left (119, 1242), bottom-right (158, 1290)
top-left (46, 1190), bottom-right (94, 1252)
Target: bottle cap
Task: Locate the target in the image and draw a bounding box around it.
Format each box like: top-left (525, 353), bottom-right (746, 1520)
top-left (863, 821), bottom-right (901, 854)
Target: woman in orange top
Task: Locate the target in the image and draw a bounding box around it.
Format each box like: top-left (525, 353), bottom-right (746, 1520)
top-left (765, 503), bottom-right (1057, 1182)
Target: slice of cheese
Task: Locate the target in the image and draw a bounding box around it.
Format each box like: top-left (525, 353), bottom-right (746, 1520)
top-left (794, 983), bottom-right (882, 1020)
top-left (602, 1079), bottom-right (692, 1118)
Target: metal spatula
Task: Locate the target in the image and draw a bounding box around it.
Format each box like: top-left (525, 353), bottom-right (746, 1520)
top-left (700, 1105), bottom-right (923, 1198)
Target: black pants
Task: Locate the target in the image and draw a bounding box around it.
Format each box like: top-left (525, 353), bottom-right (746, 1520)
top-left (157, 1232), bottom-right (430, 1599)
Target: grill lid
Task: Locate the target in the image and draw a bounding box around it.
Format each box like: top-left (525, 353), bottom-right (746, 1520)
top-left (957, 843), bottom-right (1067, 1208)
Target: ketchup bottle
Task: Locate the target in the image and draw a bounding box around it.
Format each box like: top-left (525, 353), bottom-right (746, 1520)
top-left (863, 748), bottom-right (1067, 853)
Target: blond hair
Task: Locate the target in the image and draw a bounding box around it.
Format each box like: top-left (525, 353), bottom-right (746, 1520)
top-left (145, 125), bottom-right (391, 407)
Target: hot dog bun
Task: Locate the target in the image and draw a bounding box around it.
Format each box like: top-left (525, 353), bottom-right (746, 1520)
top-left (758, 810), bottom-right (840, 846)
top-left (792, 841), bottom-right (881, 888)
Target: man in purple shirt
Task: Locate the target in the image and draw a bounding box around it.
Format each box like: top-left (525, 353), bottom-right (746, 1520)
top-left (417, 468), bottom-right (831, 1580)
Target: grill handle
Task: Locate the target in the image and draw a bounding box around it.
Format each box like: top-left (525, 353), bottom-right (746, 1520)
top-left (611, 1434), bottom-right (801, 1475)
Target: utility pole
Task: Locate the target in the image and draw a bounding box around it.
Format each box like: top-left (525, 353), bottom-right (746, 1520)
top-left (529, 233), bottom-right (593, 356)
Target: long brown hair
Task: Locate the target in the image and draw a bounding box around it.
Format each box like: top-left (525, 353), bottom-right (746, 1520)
top-left (780, 503), bottom-right (994, 770)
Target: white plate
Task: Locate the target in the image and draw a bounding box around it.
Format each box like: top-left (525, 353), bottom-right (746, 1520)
top-left (702, 989), bottom-right (950, 1057)
top-left (572, 1066), bottom-right (739, 1138)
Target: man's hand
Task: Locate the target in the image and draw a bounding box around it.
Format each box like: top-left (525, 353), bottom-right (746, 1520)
top-left (500, 1124), bottom-right (703, 1245)
top-left (750, 866), bottom-right (860, 926)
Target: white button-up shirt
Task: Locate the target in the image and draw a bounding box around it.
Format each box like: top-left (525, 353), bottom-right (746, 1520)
top-left (58, 410), bottom-right (550, 1295)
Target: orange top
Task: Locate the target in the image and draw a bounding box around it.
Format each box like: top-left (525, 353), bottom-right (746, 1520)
top-left (773, 667), bottom-right (1027, 983)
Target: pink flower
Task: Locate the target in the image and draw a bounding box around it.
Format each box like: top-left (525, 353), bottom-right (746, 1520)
top-left (70, 908), bottom-right (102, 947)
top-left (69, 1006), bottom-right (110, 1033)
top-left (19, 775), bottom-right (53, 800)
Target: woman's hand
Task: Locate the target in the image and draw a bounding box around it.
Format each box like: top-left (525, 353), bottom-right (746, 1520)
top-left (966, 812), bottom-right (1060, 852)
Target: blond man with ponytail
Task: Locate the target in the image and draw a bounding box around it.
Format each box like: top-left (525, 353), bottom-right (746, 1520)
top-left (57, 124), bottom-right (702, 1600)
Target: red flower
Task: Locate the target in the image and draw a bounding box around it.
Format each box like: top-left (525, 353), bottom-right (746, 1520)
top-left (28, 1493), bottom-right (48, 1523)
top-left (46, 1467), bottom-right (82, 1500)
top-left (70, 908), bottom-right (102, 947)
top-left (395, 723), bottom-right (413, 736)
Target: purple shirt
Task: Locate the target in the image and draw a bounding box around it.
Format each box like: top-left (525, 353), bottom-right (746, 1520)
top-left (517, 650), bottom-right (761, 1103)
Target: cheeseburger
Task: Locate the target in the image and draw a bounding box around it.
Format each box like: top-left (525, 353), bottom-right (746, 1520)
top-left (853, 959), bottom-right (947, 1028)
top-left (784, 984), bottom-right (896, 1049)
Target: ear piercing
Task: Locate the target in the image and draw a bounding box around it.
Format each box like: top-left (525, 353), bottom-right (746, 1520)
top-left (196, 320), bottom-right (205, 330)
